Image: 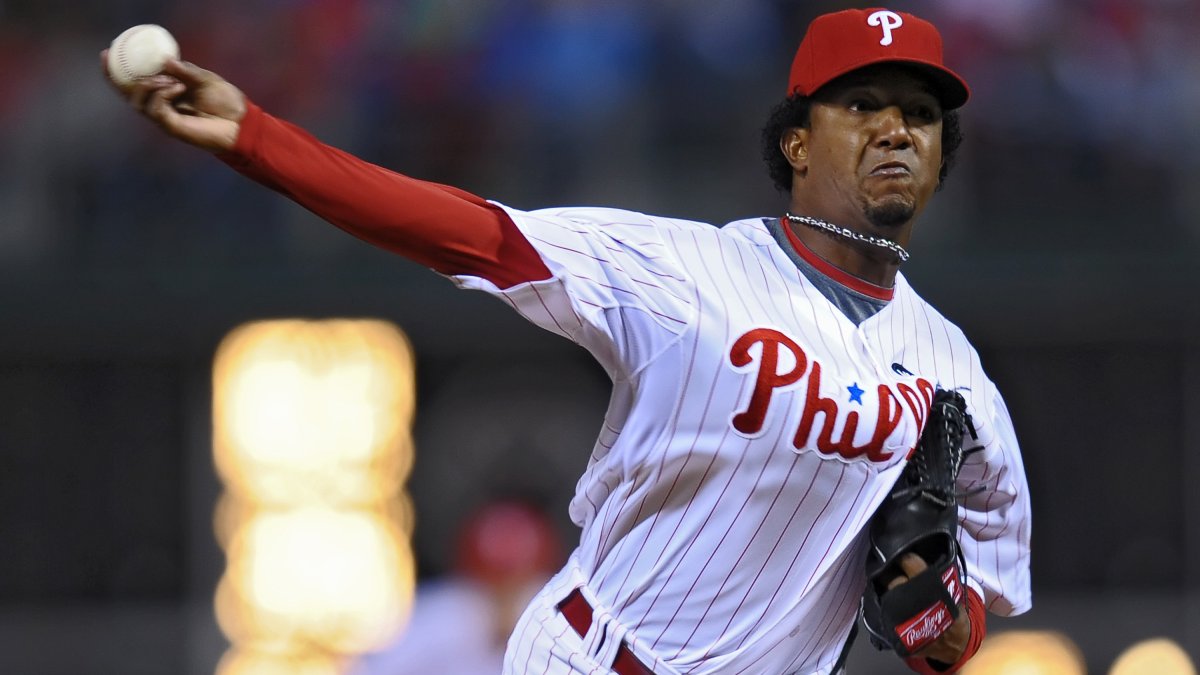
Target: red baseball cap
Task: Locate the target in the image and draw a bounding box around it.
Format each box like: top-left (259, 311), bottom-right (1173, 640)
top-left (788, 8), bottom-right (969, 109)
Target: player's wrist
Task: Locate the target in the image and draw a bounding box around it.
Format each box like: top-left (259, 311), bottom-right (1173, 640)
top-left (216, 99), bottom-right (260, 159)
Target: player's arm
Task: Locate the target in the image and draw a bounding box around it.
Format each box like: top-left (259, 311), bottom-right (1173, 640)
top-left (103, 54), bottom-right (550, 289)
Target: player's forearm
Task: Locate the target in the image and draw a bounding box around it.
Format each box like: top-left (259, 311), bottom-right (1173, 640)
top-left (218, 101), bottom-right (550, 288)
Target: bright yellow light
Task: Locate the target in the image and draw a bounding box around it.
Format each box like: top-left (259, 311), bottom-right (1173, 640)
top-left (212, 318), bottom-right (418, 670)
top-left (961, 631), bottom-right (1085, 675)
top-left (216, 648), bottom-right (343, 675)
top-left (213, 319), bottom-right (415, 507)
top-left (222, 508), bottom-right (414, 653)
top-left (1110, 638), bottom-right (1196, 675)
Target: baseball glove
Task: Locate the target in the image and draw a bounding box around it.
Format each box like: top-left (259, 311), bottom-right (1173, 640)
top-left (861, 388), bottom-right (978, 657)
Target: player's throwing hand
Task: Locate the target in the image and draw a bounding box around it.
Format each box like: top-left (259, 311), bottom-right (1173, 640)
top-left (101, 52), bottom-right (245, 153)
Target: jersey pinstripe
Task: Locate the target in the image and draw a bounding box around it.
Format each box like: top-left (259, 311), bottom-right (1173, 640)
top-left (451, 206), bottom-right (1031, 674)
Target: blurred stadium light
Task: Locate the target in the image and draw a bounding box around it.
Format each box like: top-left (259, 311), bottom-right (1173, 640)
top-left (1109, 637), bottom-right (1197, 675)
top-left (211, 319), bottom-right (417, 674)
top-left (961, 630), bottom-right (1086, 675)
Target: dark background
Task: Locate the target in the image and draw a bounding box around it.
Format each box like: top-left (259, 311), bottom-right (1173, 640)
top-left (1, 0), bottom-right (1198, 672)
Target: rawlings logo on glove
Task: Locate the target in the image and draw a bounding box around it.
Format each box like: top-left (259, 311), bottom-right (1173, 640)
top-left (897, 602), bottom-right (952, 652)
top-left (894, 563), bottom-right (965, 652)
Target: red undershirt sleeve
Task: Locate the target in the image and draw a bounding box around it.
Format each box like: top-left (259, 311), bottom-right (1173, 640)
top-left (903, 588), bottom-right (987, 675)
top-left (217, 100), bottom-right (551, 289)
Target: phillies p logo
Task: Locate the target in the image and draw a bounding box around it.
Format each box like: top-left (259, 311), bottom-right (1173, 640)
top-left (867, 10), bottom-right (903, 46)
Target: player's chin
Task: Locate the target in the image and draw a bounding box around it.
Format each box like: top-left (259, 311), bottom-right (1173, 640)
top-left (864, 195), bottom-right (916, 229)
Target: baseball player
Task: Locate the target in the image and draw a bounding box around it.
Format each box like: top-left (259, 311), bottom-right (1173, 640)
top-left (106, 7), bottom-right (1031, 675)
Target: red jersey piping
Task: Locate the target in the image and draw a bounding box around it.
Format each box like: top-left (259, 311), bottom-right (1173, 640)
top-left (778, 217), bottom-right (895, 302)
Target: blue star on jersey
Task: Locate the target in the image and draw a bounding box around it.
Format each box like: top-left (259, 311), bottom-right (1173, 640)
top-left (847, 382), bottom-right (864, 404)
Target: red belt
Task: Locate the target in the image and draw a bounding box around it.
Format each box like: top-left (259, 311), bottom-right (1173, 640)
top-left (558, 589), bottom-right (655, 675)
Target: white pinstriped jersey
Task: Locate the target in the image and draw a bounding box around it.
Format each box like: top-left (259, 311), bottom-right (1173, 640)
top-left (452, 206), bottom-right (1032, 675)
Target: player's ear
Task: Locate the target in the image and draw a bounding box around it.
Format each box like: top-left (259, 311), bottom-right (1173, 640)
top-left (780, 127), bottom-right (809, 179)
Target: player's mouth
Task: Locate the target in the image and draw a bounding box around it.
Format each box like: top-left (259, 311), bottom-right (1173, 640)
top-left (869, 161), bottom-right (911, 178)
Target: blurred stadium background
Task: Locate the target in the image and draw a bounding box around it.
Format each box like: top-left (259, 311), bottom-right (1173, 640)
top-left (1, 0), bottom-right (1199, 672)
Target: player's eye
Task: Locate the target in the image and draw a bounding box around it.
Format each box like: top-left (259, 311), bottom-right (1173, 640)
top-left (907, 103), bottom-right (940, 123)
top-left (848, 99), bottom-right (876, 112)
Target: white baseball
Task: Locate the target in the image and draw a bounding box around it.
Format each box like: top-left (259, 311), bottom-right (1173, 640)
top-left (107, 24), bottom-right (180, 89)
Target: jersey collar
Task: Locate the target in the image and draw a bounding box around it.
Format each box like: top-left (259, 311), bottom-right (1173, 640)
top-left (778, 217), bottom-right (896, 302)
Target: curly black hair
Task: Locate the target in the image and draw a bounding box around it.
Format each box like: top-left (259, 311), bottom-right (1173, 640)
top-left (760, 95), bottom-right (963, 193)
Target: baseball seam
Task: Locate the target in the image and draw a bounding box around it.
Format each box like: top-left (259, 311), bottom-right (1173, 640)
top-left (114, 27), bottom-right (165, 85)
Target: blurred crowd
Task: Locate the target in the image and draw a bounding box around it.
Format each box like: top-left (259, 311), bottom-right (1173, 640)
top-left (3, 0), bottom-right (1199, 276)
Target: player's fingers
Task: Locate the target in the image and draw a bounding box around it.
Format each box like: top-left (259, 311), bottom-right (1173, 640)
top-left (142, 86), bottom-right (238, 151)
top-left (142, 86), bottom-right (171, 117)
top-left (881, 552), bottom-right (927, 591)
top-left (159, 81), bottom-right (189, 103)
top-left (126, 75), bottom-right (178, 111)
top-left (897, 552), bottom-right (928, 579)
top-left (162, 59), bottom-right (220, 87)
top-left (143, 86), bottom-right (185, 129)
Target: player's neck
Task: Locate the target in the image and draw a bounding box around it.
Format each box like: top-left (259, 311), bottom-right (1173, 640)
top-left (783, 212), bottom-right (904, 288)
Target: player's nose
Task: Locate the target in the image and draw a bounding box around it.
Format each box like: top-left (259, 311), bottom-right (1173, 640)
top-left (872, 106), bottom-right (913, 150)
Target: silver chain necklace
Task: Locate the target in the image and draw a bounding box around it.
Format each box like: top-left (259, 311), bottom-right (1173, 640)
top-left (784, 212), bottom-right (910, 263)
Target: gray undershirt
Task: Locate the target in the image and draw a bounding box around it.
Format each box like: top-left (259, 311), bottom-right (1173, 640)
top-left (763, 217), bottom-right (889, 326)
